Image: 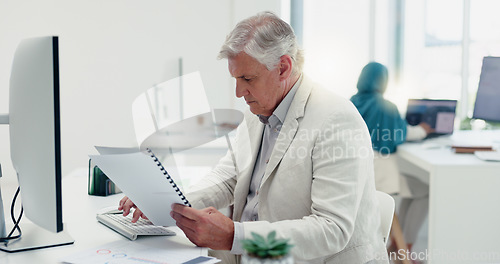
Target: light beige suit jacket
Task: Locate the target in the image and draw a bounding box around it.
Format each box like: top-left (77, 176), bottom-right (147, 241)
top-left (187, 76), bottom-right (388, 264)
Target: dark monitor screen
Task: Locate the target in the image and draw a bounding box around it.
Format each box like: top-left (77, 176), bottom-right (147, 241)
top-left (473, 56), bottom-right (500, 122)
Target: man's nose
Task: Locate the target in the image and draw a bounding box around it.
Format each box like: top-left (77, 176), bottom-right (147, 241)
top-left (235, 81), bottom-right (248, 98)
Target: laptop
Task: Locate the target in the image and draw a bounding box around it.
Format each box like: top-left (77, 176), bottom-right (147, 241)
top-left (405, 99), bottom-right (458, 138)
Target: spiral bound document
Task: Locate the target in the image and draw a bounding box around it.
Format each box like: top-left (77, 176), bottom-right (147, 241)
top-left (89, 149), bottom-right (190, 226)
top-left (145, 149), bottom-right (191, 207)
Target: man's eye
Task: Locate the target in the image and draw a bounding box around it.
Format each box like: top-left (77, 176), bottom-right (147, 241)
top-left (244, 78), bottom-right (252, 82)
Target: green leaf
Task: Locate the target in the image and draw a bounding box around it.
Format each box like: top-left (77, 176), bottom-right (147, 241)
top-left (251, 232), bottom-right (266, 245)
top-left (242, 243), bottom-right (258, 252)
top-left (241, 231), bottom-right (293, 258)
top-left (268, 250), bottom-right (284, 257)
top-left (267, 231), bottom-right (276, 243)
top-left (252, 232), bottom-right (269, 249)
top-left (251, 232), bottom-right (264, 241)
top-left (273, 244), bottom-right (293, 255)
top-left (269, 239), bottom-right (289, 248)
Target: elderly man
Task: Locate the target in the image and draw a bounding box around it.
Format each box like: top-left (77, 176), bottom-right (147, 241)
top-left (120, 11), bottom-right (388, 264)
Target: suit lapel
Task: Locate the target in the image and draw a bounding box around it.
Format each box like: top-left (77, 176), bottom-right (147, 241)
top-left (261, 77), bottom-right (313, 187)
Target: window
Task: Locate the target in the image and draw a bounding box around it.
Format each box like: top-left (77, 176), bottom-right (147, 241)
top-left (468, 0), bottom-right (500, 116)
top-left (301, 0), bottom-right (373, 99)
top-left (402, 0), bottom-right (463, 101)
top-left (295, 0), bottom-right (500, 120)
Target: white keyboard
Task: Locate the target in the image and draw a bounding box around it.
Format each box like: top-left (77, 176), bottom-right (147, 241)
top-left (97, 211), bottom-right (176, 240)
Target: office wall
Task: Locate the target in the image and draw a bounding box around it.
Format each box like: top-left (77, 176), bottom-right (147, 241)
top-left (0, 0), bottom-right (281, 183)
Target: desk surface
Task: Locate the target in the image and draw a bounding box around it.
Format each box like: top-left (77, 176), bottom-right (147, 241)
top-left (398, 130), bottom-right (500, 170)
top-left (396, 130), bottom-right (500, 264)
top-left (0, 168), bottom-right (205, 264)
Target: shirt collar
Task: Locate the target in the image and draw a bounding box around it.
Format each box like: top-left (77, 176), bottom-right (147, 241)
top-left (258, 74), bottom-right (303, 128)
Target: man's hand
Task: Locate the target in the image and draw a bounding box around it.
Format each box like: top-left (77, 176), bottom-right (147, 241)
top-left (118, 196), bottom-right (148, 223)
top-left (171, 204), bottom-right (234, 250)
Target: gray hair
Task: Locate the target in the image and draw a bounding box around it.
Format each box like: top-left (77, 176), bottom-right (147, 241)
top-left (218, 11), bottom-right (304, 75)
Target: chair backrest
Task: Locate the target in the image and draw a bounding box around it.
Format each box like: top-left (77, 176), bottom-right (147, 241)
top-left (376, 190), bottom-right (395, 244)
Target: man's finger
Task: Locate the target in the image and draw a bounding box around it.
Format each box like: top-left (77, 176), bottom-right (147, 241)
top-left (171, 210), bottom-right (198, 230)
top-left (118, 196), bottom-right (129, 210)
top-left (174, 215), bottom-right (196, 236)
top-left (131, 209), bottom-right (142, 223)
top-left (122, 199), bottom-right (136, 216)
top-left (171, 203), bottom-right (202, 220)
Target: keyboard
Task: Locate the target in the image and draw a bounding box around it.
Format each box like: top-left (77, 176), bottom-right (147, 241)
top-left (97, 211), bottom-right (176, 240)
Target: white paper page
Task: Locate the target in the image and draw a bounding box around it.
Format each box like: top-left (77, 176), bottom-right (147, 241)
top-left (89, 151), bottom-right (189, 226)
top-left (94, 146), bottom-right (140, 155)
top-left (60, 239), bottom-right (216, 264)
top-left (475, 151), bottom-right (500, 161)
top-left (94, 146), bottom-right (183, 195)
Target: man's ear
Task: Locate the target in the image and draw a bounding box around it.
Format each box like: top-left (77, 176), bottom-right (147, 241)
top-left (279, 55), bottom-right (293, 81)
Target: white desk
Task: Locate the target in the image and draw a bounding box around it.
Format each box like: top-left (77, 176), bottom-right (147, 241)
top-left (397, 130), bottom-right (500, 264)
top-left (0, 168), bottom-right (206, 264)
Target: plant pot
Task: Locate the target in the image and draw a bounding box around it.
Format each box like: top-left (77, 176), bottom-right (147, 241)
top-left (241, 253), bottom-right (294, 264)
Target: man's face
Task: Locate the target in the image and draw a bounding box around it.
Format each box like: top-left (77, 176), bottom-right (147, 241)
top-left (228, 52), bottom-right (286, 116)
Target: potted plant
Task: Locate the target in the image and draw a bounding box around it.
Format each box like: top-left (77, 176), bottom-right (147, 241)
top-left (241, 231), bottom-right (294, 264)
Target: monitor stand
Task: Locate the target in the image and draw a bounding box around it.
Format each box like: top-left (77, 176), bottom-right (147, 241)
top-left (0, 164), bottom-right (74, 253)
top-left (0, 222), bottom-right (74, 253)
top-left (0, 163), bottom-right (7, 238)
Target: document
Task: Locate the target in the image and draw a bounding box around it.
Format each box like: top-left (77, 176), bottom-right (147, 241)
top-left (89, 149), bottom-right (190, 226)
top-left (60, 239), bottom-right (219, 264)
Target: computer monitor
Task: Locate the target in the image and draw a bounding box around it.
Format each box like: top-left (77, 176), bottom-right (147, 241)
top-left (405, 99), bottom-right (458, 137)
top-left (0, 36), bottom-right (73, 252)
top-left (473, 56), bottom-right (500, 122)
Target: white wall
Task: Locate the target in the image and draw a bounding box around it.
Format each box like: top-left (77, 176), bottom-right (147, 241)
top-left (0, 0), bottom-right (282, 184)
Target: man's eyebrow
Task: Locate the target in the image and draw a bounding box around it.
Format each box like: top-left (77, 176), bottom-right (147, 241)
top-left (235, 75), bottom-right (257, 79)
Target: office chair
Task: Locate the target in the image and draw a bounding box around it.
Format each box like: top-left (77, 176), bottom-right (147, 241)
top-left (376, 191), bottom-right (395, 244)
top-left (377, 191), bottom-right (415, 264)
